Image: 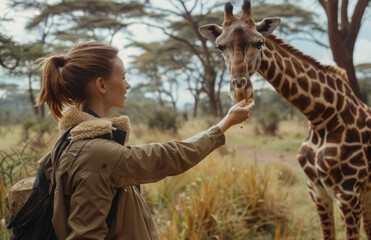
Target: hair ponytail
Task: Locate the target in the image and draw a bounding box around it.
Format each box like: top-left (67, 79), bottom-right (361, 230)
top-left (36, 56), bottom-right (73, 120)
top-left (35, 42), bottom-right (118, 121)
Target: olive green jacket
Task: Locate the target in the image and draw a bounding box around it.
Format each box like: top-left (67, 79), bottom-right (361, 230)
top-left (39, 106), bottom-right (225, 240)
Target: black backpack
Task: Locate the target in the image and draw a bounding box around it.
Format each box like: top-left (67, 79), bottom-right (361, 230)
top-left (7, 130), bottom-right (71, 240)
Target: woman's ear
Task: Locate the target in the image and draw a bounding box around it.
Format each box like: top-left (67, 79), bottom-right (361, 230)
top-left (95, 77), bottom-right (106, 94)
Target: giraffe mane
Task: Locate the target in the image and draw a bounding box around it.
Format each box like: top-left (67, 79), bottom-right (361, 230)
top-left (266, 35), bottom-right (349, 82)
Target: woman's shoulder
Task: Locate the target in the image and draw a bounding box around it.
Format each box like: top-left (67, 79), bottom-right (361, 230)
top-left (67, 138), bottom-right (123, 174)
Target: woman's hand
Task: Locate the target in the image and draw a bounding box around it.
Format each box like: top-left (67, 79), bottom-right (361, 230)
top-left (217, 100), bottom-right (255, 132)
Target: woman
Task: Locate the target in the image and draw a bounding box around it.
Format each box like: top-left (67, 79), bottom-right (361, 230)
top-left (36, 42), bottom-right (254, 239)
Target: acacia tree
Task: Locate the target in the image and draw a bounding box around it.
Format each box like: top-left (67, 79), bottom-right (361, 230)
top-left (318, 0), bottom-right (370, 101)
top-left (142, 0), bottom-right (328, 116)
top-left (130, 41), bottom-right (181, 110)
top-left (7, 0), bottom-right (146, 119)
top-left (19, 0), bottom-right (146, 44)
top-left (131, 39), bottom-right (226, 117)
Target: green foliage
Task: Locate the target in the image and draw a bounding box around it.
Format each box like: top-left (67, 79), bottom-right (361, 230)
top-left (258, 108), bottom-right (281, 135)
top-left (0, 137), bottom-right (39, 188)
top-left (356, 63), bottom-right (371, 106)
top-left (148, 108), bottom-right (179, 133)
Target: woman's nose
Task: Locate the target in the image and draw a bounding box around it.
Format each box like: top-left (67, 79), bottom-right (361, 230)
top-left (125, 81), bottom-right (131, 89)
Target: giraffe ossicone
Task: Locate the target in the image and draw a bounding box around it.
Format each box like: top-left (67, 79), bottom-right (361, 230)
top-left (199, 1), bottom-right (371, 240)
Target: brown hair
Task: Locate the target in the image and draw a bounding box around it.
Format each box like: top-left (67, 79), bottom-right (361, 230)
top-left (36, 42), bottom-right (118, 120)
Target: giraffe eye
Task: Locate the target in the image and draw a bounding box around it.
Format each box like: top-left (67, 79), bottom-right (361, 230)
top-left (215, 45), bottom-right (224, 53)
top-left (256, 40), bottom-right (264, 49)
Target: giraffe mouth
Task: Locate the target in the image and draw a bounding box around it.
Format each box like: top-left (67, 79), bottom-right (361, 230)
top-left (230, 77), bottom-right (254, 104)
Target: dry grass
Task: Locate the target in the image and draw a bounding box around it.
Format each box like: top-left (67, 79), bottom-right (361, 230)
top-left (1, 117), bottom-right (368, 239)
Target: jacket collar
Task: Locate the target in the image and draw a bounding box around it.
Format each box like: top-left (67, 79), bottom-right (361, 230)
top-left (59, 106), bottom-right (131, 143)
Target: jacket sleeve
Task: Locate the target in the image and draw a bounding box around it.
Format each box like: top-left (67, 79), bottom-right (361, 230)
top-left (110, 125), bottom-right (225, 187)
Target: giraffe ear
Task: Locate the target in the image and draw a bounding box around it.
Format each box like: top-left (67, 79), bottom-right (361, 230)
top-left (256, 18), bottom-right (280, 36)
top-left (199, 24), bottom-right (223, 42)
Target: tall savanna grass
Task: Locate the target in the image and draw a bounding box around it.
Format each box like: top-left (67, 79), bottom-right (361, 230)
top-left (0, 117), bottom-right (327, 239)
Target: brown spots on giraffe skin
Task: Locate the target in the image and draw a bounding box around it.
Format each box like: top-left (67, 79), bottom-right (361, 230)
top-left (349, 152), bottom-right (364, 166)
top-left (263, 49), bottom-right (272, 58)
top-left (271, 73), bottom-right (282, 89)
top-left (327, 125), bottom-right (345, 143)
top-left (341, 163), bottom-right (358, 175)
top-left (312, 131), bottom-right (319, 145)
top-left (298, 77), bottom-right (309, 91)
top-left (319, 72), bottom-right (325, 83)
top-left (342, 178), bottom-right (357, 191)
top-left (322, 108), bottom-right (335, 120)
top-left (324, 87), bottom-right (335, 102)
top-left (307, 68), bottom-right (317, 79)
top-left (361, 132), bottom-right (370, 146)
top-left (324, 177), bottom-right (334, 186)
top-left (336, 78), bottom-right (344, 92)
top-left (304, 167), bottom-right (317, 181)
top-left (318, 152), bottom-right (329, 172)
top-left (292, 57), bottom-right (304, 74)
top-left (349, 102), bottom-right (357, 116)
top-left (260, 60), bottom-right (268, 72)
top-left (327, 75), bottom-right (335, 89)
top-left (330, 166), bottom-right (342, 183)
top-left (357, 109), bottom-right (367, 129)
top-left (273, 53), bottom-right (283, 70)
top-left (358, 168), bottom-right (367, 179)
top-left (299, 146), bottom-right (315, 167)
top-left (325, 147), bottom-right (338, 157)
top-left (336, 94), bottom-right (344, 111)
top-left (298, 156), bottom-right (307, 167)
top-left (279, 48), bottom-right (289, 58)
top-left (281, 79), bottom-right (290, 99)
top-left (345, 128), bottom-right (361, 143)
top-left (311, 82), bottom-right (321, 97)
top-left (290, 83), bottom-right (298, 96)
top-left (318, 129), bottom-right (325, 145)
top-left (327, 116), bottom-right (340, 132)
top-left (340, 103), bottom-right (355, 125)
top-left (284, 60), bottom-right (295, 78)
top-left (307, 102), bottom-right (325, 121)
top-left (303, 62), bottom-right (310, 69)
top-left (264, 40), bottom-right (274, 50)
top-left (267, 63), bottom-right (276, 80)
top-left (341, 145), bottom-right (362, 160)
top-left (292, 95), bottom-right (311, 112)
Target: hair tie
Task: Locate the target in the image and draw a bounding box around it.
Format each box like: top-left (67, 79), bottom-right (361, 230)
top-left (55, 56), bottom-right (65, 67)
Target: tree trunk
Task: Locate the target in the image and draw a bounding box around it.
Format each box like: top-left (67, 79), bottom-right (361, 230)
top-left (207, 71), bottom-right (218, 116)
top-left (321, 0), bottom-right (368, 102)
top-left (28, 73), bottom-right (39, 118)
top-left (193, 96), bottom-right (199, 118)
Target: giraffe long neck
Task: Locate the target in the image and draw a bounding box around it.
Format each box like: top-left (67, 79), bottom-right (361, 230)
top-left (257, 35), bottom-right (351, 128)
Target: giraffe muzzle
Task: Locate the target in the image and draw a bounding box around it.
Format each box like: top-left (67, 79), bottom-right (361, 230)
top-left (230, 77), bottom-right (254, 103)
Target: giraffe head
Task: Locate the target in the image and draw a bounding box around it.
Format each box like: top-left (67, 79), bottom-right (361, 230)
top-left (199, 0), bottom-right (280, 103)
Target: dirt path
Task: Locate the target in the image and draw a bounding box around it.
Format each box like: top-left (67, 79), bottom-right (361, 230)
top-left (233, 146), bottom-right (302, 170)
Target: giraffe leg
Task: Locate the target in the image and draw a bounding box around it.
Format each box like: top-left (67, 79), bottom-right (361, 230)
top-left (307, 182), bottom-right (336, 239)
top-left (336, 193), bottom-right (362, 240)
top-left (361, 190), bottom-right (371, 239)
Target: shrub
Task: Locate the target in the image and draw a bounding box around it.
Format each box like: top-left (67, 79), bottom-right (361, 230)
top-left (258, 109), bottom-right (280, 135)
top-left (148, 108), bottom-right (179, 133)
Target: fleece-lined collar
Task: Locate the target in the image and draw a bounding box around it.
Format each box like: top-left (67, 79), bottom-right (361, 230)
top-left (59, 106), bottom-right (131, 143)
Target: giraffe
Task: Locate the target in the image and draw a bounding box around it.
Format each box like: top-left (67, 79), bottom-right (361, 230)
top-left (199, 1), bottom-right (371, 239)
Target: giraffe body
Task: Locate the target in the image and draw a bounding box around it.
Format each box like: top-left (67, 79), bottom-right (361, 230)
top-left (199, 1), bottom-right (371, 239)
